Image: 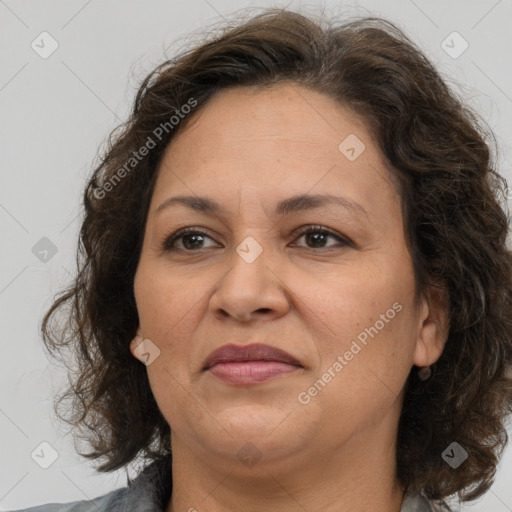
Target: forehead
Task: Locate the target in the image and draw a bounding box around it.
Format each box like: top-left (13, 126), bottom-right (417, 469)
top-left (151, 83), bottom-right (399, 220)
top-left (168, 83), bottom-right (373, 156)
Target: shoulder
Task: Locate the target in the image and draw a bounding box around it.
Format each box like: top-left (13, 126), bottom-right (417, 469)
top-left (5, 487), bottom-right (124, 511)
top-left (6, 455), bottom-right (173, 512)
top-left (401, 490), bottom-right (457, 512)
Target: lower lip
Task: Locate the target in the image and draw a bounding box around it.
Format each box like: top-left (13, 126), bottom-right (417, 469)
top-left (207, 361), bottom-right (301, 385)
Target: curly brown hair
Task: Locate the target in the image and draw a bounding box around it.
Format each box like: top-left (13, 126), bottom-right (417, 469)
top-left (41, 6), bottom-right (512, 504)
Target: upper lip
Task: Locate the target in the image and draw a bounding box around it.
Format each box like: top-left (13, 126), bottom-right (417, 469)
top-left (203, 343), bottom-right (302, 370)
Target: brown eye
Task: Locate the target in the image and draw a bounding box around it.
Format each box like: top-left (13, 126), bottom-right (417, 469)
top-left (293, 226), bottom-right (350, 249)
top-left (162, 225), bottom-right (350, 253)
top-left (163, 228), bottom-right (217, 252)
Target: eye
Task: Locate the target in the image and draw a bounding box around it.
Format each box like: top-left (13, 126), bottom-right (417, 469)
top-left (291, 225), bottom-right (350, 250)
top-left (162, 227), bottom-right (219, 252)
top-left (162, 225), bottom-right (350, 253)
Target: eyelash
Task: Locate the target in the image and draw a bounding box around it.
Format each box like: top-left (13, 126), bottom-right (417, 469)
top-left (162, 225), bottom-right (351, 252)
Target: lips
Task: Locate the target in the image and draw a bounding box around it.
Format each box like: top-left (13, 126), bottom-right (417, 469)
top-left (203, 343), bottom-right (303, 386)
top-left (202, 343), bottom-right (302, 371)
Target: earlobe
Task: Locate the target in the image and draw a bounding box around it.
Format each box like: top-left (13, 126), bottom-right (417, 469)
top-left (130, 327), bottom-right (143, 357)
top-left (413, 283), bottom-right (450, 367)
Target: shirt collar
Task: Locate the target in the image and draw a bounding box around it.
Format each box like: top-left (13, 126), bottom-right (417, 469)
top-left (109, 454), bottom-right (173, 512)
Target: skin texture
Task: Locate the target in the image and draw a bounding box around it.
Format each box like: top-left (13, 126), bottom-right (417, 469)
top-left (130, 83), bottom-right (450, 512)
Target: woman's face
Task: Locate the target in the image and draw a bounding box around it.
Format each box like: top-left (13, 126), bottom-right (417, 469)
top-left (132, 82), bottom-right (447, 472)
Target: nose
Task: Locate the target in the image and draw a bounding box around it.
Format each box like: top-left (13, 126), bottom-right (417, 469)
top-left (209, 241), bottom-right (291, 323)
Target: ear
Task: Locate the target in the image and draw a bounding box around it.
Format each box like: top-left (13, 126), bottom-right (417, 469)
top-left (129, 326), bottom-right (144, 359)
top-left (413, 282), bottom-right (450, 367)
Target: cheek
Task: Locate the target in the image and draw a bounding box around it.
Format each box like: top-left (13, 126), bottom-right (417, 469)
top-left (134, 266), bottom-right (200, 427)
top-left (134, 262), bottom-right (183, 338)
top-left (308, 260), bottom-right (416, 377)
top-left (133, 262), bottom-right (206, 377)
top-left (135, 262), bottom-right (170, 312)
top-left (303, 296), bottom-right (414, 436)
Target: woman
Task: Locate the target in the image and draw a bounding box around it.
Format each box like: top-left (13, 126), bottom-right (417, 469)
top-left (11, 7), bottom-right (512, 512)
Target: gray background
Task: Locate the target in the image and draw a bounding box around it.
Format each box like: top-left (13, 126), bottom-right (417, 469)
top-left (1, 0), bottom-right (511, 510)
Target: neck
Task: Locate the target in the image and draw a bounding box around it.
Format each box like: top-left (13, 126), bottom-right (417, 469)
top-left (165, 413), bottom-right (406, 512)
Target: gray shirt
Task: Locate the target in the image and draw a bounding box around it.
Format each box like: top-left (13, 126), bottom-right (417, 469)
top-left (8, 455), bottom-right (455, 511)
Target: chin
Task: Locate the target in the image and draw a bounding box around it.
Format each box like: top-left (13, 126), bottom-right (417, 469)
top-left (202, 405), bottom-right (311, 458)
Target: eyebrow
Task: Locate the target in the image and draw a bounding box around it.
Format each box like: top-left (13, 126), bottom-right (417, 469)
top-left (155, 193), bottom-right (369, 218)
